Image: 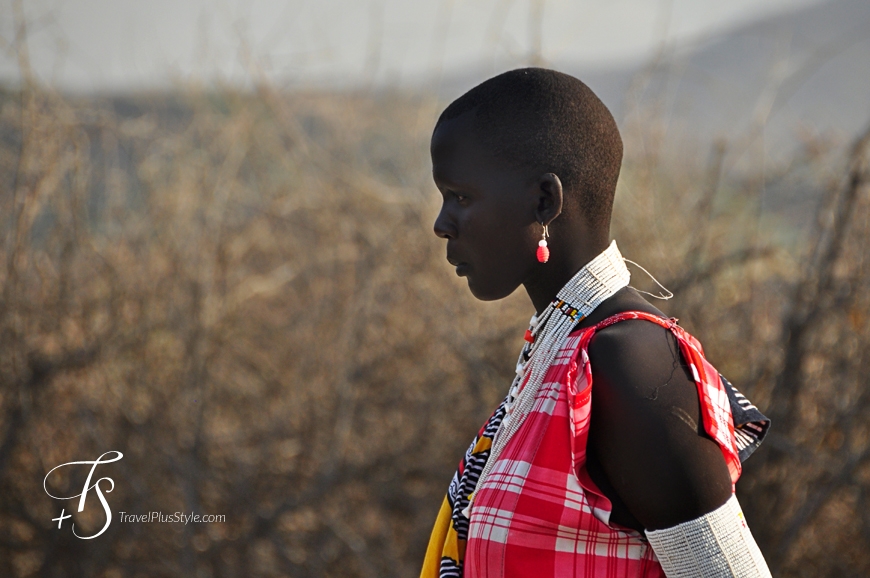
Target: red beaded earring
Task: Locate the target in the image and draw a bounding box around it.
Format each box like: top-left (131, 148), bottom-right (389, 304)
top-left (536, 223), bottom-right (550, 263)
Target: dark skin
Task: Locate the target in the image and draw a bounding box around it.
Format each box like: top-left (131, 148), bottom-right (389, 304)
top-left (432, 112), bottom-right (732, 532)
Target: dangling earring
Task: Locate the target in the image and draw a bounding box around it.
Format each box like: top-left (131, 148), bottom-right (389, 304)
top-left (536, 223), bottom-right (550, 263)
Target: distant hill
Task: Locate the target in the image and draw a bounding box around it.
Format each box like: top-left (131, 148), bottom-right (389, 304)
top-left (441, 0), bottom-right (870, 157)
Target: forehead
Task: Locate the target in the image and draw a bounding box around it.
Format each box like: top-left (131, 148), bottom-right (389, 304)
top-left (430, 113), bottom-right (504, 187)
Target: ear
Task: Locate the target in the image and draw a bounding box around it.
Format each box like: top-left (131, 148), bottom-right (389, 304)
top-left (534, 173), bottom-right (564, 226)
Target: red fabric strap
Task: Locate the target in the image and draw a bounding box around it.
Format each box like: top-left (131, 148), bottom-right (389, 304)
top-left (576, 310), bottom-right (741, 485)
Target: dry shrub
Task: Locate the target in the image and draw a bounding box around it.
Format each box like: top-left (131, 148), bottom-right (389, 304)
top-left (0, 84), bottom-right (530, 578)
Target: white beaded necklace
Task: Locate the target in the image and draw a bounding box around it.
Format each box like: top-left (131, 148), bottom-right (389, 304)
top-left (463, 240), bottom-right (630, 517)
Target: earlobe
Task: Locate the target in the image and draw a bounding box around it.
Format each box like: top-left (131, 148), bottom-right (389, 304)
top-left (535, 173), bottom-right (564, 226)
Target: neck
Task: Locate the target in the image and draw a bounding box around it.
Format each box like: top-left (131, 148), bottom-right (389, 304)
top-left (523, 237), bottom-right (612, 314)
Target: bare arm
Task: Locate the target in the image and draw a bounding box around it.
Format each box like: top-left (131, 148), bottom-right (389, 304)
top-left (586, 318), bottom-right (733, 531)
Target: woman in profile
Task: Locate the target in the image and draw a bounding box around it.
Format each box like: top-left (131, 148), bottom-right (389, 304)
top-left (420, 68), bottom-right (772, 578)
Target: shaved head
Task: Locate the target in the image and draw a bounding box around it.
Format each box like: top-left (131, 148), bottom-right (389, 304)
top-left (435, 67), bottom-right (623, 233)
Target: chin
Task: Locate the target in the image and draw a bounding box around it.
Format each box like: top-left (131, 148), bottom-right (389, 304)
top-left (467, 278), bottom-right (516, 302)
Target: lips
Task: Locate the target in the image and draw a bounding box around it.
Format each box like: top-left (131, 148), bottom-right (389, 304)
top-left (447, 254), bottom-right (470, 276)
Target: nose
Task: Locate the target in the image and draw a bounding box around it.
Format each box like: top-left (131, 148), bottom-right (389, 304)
top-left (433, 204), bottom-right (456, 239)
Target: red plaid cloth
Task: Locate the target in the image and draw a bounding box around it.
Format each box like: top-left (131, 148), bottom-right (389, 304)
top-left (423, 311), bottom-right (742, 578)
top-left (586, 312), bottom-right (741, 483)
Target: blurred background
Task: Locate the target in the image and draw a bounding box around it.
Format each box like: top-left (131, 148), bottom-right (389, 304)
top-left (1, 0), bottom-right (869, 576)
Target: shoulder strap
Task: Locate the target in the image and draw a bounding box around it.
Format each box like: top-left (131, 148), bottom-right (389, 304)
top-left (576, 310), bottom-right (681, 351)
top-left (573, 309), bottom-right (770, 468)
top-left (575, 310), bottom-right (742, 484)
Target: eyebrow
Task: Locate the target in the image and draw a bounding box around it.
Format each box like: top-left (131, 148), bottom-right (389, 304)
top-left (431, 169), bottom-right (456, 188)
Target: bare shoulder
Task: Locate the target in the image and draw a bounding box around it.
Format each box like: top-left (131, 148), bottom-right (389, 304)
top-left (586, 317), bottom-right (690, 407)
top-left (583, 298), bottom-right (733, 530)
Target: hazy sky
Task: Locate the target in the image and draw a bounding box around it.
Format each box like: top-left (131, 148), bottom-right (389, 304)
top-left (0, 0), bottom-right (826, 92)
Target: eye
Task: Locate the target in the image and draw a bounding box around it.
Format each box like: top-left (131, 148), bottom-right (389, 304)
top-left (450, 190), bottom-right (468, 203)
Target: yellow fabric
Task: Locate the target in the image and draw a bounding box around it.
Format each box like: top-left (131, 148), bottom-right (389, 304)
top-left (421, 433), bottom-right (494, 577)
top-left (472, 434), bottom-right (492, 454)
top-left (420, 497), bottom-right (453, 578)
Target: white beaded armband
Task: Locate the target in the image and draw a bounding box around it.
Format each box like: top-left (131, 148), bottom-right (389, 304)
top-left (645, 494), bottom-right (772, 578)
